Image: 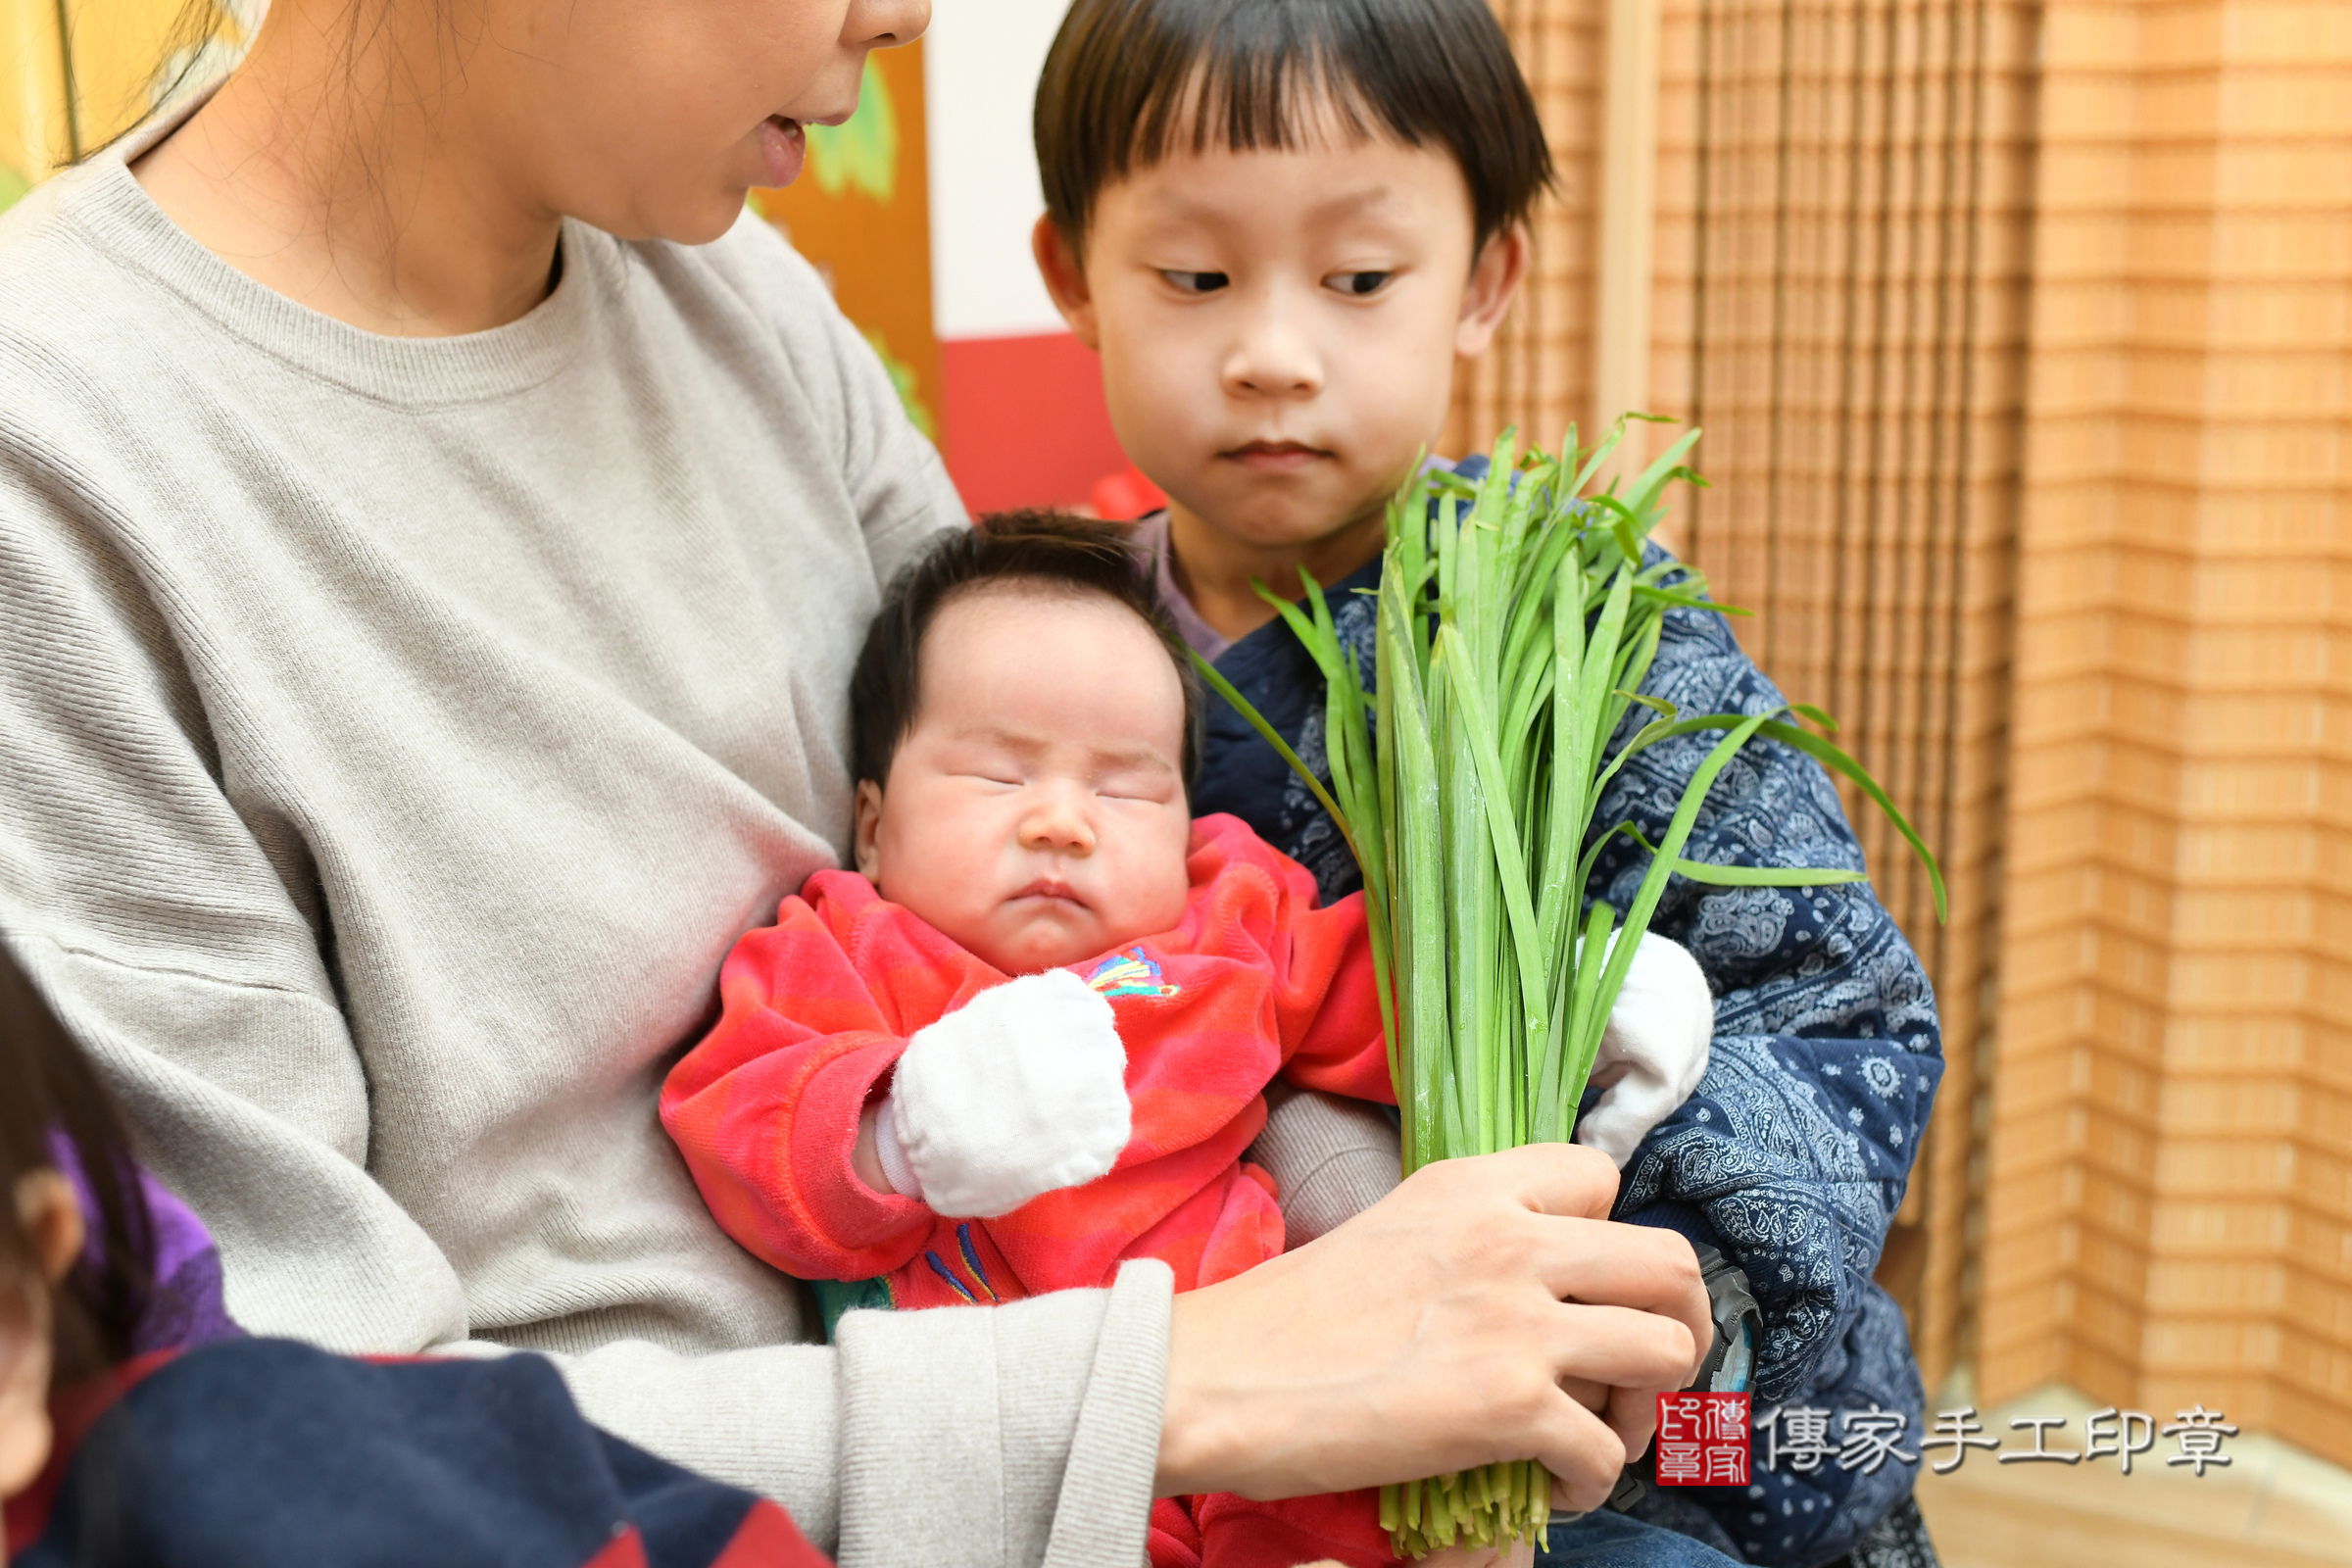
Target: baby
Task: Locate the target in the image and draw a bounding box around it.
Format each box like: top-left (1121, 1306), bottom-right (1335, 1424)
top-left (662, 514), bottom-right (1714, 1568)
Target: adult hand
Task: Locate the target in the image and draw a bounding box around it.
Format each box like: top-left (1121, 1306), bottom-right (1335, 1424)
top-left (1155, 1144), bottom-right (1710, 1512)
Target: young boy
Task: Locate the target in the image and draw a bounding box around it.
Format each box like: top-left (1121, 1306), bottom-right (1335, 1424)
top-left (1029, 3), bottom-right (1947, 1566)
top-left (660, 515), bottom-right (1715, 1568)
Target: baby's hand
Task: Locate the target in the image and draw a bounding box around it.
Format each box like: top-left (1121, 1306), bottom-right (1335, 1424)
top-left (868, 968), bottom-right (1131, 1217)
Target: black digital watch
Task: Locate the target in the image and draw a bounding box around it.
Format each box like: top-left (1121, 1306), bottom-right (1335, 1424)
top-left (1604, 1241), bottom-right (1761, 1513)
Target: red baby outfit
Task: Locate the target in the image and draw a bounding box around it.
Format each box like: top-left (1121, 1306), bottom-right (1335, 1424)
top-left (662, 813), bottom-right (1400, 1568)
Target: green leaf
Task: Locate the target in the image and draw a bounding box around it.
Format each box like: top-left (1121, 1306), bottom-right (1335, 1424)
top-left (1623, 829), bottom-right (1869, 889)
top-left (1188, 650), bottom-right (1359, 868)
top-left (1791, 703), bottom-right (1838, 732)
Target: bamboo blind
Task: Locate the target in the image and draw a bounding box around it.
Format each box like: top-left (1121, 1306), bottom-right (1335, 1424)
top-left (1451, 0), bottom-right (2037, 1395)
top-left (1445, 0), bottom-right (1607, 457)
top-left (1654, 0), bottom-right (2036, 1396)
top-left (1977, 0), bottom-right (2352, 1463)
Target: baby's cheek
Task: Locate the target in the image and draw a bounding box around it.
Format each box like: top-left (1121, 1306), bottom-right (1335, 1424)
top-left (1141, 824), bottom-right (1197, 930)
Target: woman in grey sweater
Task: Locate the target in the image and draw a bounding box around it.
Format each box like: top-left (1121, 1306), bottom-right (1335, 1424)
top-left (0, 0), bottom-right (1714, 1561)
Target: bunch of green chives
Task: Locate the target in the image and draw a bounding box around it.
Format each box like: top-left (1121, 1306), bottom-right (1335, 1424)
top-left (1196, 422), bottom-right (1943, 1557)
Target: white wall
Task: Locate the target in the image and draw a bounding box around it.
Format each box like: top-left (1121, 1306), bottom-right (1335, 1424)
top-left (923, 0), bottom-right (1073, 341)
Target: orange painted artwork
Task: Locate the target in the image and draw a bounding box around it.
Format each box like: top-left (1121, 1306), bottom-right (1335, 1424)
top-left (0, 0), bottom-right (246, 207)
top-left (751, 40), bottom-right (944, 449)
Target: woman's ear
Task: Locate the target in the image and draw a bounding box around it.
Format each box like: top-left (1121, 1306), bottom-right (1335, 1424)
top-left (1032, 215), bottom-right (1102, 351)
top-left (853, 780), bottom-right (887, 884)
top-left (1454, 221), bottom-right (1532, 360)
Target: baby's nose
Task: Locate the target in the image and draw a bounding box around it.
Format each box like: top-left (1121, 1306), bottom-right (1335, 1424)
top-left (1020, 793), bottom-right (1097, 853)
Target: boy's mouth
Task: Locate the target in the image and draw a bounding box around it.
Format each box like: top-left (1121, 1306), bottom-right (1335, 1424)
top-left (757, 117), bottom-right (807, 187)
top-left (1225, 441), bottom-right (1330, 474)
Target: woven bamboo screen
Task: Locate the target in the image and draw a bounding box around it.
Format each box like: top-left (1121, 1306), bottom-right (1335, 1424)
top-left (1650, 0), bottom-right (2036, 1394)
top-left (1445, 0), bottom-right (1606, 456)
top-left (1450, 0), bottom-right (2038, 1395)
top-left (1976, 0), bottom-right (2352, 1462)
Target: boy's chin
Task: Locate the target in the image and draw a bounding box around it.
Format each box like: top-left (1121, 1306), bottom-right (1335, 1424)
top-left (1182, 474), bottom-right (1392, 551)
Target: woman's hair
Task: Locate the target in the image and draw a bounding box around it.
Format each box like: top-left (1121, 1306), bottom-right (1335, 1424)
top-left (850, 512), bottom-right (1204, 793)
top-left (0, 944), bottom-right (152, 1382)
top-left (1034, 0), bottom-right (1554, 253)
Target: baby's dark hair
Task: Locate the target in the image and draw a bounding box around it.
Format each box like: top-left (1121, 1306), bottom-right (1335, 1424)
top-left (0, 943), bottom-right (152, 1384)
top-left (1036, 0), bottom-right (1554, 254)
top-left (851, 512), bottom-right (1204, 792)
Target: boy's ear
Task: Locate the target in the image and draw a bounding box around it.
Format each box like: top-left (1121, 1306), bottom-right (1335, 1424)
top-left (1032, 215), bottom-right (1102, 351)
top-left (853, 780), bottom-right (887, 884)
top-left (1454, 221), bottom-right (1533, 361)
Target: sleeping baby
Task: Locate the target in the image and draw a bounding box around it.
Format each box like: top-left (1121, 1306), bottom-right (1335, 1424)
top-left (661, 512), bottom-right (1715, 1568)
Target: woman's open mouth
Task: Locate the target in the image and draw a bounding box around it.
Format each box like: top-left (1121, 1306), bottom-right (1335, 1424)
top-left (756, 117), bottom-right (807, 188)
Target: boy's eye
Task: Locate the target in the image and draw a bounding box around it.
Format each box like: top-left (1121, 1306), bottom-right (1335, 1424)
top-left (1326, 270), bottom-right (1393, 297)
top-left (1160, 270), bottom-right (1230, 295)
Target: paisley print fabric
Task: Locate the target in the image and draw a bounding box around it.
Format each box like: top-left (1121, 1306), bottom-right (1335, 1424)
top-left (1190, 520), bottom-right (1945, 1568)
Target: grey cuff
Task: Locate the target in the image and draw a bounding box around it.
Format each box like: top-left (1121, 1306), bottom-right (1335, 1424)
top-left (835, 1259), bottom-right (1172, 1568)
top-left (1247, 1088), bottom-right (1403, 1248)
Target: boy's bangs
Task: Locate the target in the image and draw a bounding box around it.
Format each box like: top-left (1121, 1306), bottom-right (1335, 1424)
top-left (1137, 39), bottom-right (1394, 172)
top-left (1038, 0), bottom-right (1552, 250)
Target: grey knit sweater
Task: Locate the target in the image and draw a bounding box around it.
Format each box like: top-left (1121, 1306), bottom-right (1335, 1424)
top-left (0, 111), bottom-right (1166, 1567)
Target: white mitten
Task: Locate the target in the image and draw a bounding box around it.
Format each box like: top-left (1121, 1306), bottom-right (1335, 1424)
top-left (874, 968), bottom-right (1132, 1218)
top-left (1573, 931), bottom-right (1715, 1167)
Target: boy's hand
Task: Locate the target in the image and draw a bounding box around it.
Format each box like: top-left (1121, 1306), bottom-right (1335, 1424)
top-left (871, 968), bottom-right (1131, 1217)
top-left (1574, 933), bottom-right (1714, 1167)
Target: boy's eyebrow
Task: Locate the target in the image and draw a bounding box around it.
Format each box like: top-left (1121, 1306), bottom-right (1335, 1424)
top-left (1140, 179), bottom-right (1414, 232)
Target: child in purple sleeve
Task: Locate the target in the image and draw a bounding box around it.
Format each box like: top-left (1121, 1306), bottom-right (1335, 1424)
top-left (0, 945), bottom-right (829, 1568)
top-left (45, 1137), bottom-right (240, 1361)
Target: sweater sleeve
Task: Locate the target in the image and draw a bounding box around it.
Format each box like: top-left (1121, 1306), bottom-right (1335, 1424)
top-left (659, 892), bottom-right (940, 1282)
top-left (1592, 570), bottom-right (1941, 1563)
top-left (0, 466), bottom-right (1163, 1568)
top-left (1589, 576), bottom-right (1942, 1402)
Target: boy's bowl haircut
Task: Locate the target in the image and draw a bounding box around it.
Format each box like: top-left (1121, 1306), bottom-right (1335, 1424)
top-left (1035, 0), bottom-right (1555, 255)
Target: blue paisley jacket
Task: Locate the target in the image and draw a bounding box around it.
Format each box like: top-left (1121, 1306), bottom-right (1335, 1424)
top-left (1179, 479), bottom-right (1943, 1568)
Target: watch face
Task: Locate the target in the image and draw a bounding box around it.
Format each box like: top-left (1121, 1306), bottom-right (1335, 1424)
top-left (1710, 1316), bottom-right (1755, 1393)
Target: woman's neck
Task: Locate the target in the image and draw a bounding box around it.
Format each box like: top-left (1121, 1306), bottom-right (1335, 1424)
top-left (1164, 503), bottom-right (1388, 643)
top-left (132, 8), bottom-right (563, 337)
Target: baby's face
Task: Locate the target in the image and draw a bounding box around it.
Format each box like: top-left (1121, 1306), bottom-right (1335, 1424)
top-left (1039, 113), bottom-right (1519, 554)
top-left (854, 586), bottom-right (1195, 974)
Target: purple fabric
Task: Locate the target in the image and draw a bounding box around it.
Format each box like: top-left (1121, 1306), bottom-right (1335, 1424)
top-left (52, 1134), bottom-right (242, 1355)
top-left (123, 1168), bottom-right (242, 1354)
top-left (1128, 511), bottom-right (1233, 662)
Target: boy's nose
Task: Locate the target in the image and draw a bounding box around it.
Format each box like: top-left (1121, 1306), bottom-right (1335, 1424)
top-left (1223, 295), bottom-right (1325, 401)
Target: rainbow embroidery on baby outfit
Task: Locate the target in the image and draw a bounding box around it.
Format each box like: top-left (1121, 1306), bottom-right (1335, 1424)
top-left (1087, 948), bottom-right (1179, 999)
